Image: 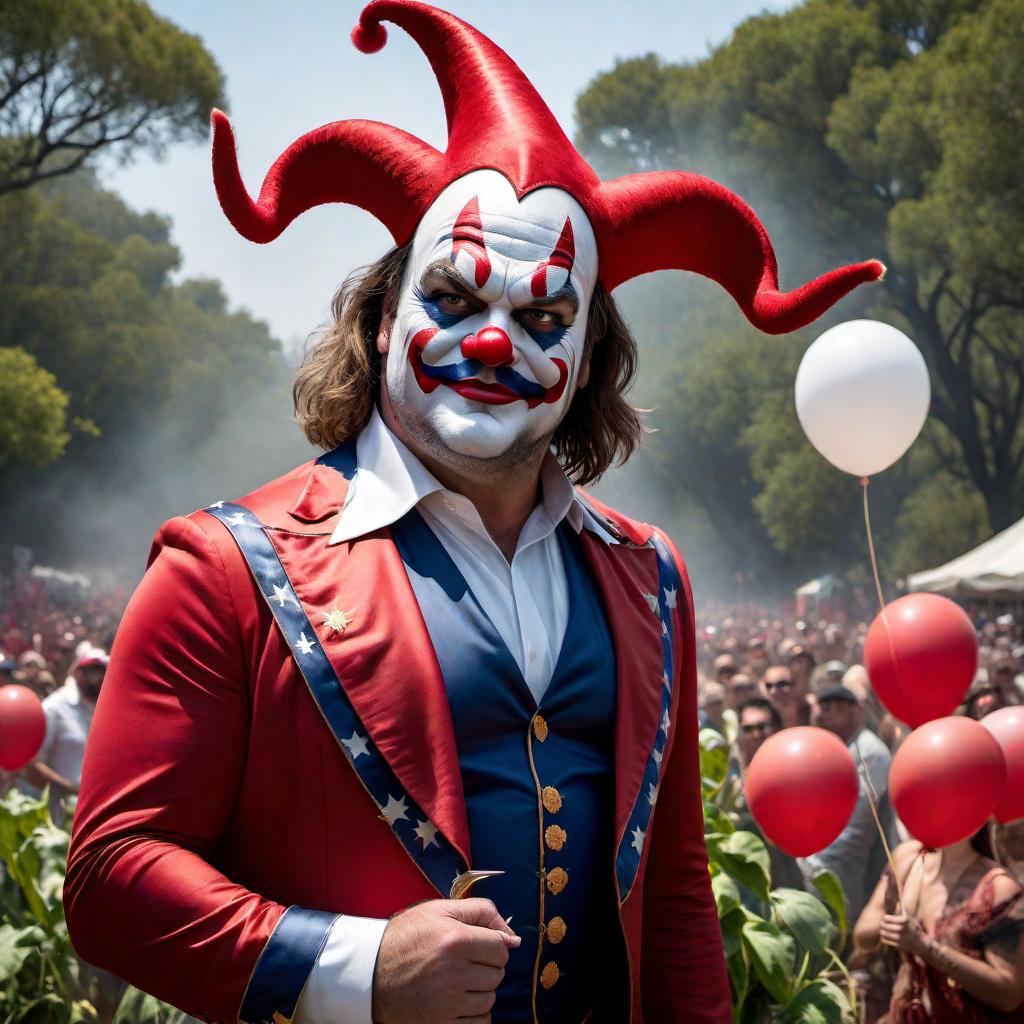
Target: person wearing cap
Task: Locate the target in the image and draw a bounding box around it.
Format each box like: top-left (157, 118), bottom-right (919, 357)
top-left (23, 649), bottom-right (108, 826)
top-left (63, 5), bottom-right (882, 1022)
top-left (802, 685), bottom-right (896, 924)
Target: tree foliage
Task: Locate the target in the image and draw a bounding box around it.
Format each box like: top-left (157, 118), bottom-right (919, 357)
top-left (0, 168), bottom-right (311, 569)
top-left (0, 348), bottom-right (70, 469)
top-left (0, 0), bottom-right (225, 194)
top-left (579, 0), bottom-right (1023, 592)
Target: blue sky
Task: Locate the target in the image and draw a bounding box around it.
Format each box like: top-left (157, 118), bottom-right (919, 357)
top-left (103, 1), bottom-right (793, 350)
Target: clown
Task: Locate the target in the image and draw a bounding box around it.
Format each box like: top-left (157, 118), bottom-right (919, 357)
top-left (64, 4), bottom-right (882, 1024)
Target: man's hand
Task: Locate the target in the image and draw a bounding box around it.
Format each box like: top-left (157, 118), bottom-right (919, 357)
top-left (372, 898), bottom-right (520, 1023)
top-left (879, 912), bottom-right (929, 957)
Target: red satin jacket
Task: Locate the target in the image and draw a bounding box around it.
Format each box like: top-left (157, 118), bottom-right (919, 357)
top-left (64, 453), bottom-right (730, 1023)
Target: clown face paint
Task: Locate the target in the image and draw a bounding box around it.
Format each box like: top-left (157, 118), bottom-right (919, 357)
top-left (382, 169), bottom-right (599, 464)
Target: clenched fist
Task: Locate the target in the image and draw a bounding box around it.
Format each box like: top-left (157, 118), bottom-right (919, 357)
top-left (372, 898), bottom-right (520, 1023)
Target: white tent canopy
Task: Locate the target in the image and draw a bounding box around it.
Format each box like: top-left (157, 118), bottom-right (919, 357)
top-left (908, 515), bottom-right (1024, 600)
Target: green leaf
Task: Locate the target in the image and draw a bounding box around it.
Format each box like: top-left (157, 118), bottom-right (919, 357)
top-left (0, 924), bottom-right (42, 981)
top-left (776, 977), bottom-right (853, 1023)
top-left (708, 830), bottom-right (772, 903)
top-left (699, 728), bottom-right (730, 788)
top-left (740, 919), bottom-right (795, 1005)
top-left (703, 801), bottom-right (736, 836)
top-left (712, 872), bottom-right (741, 916)
top-left (113, 985), bottom-right (189, 1024)
top-left (812, 870), bottom-right (849, 939)
top-left (771, 887), bottom-right (835, 955)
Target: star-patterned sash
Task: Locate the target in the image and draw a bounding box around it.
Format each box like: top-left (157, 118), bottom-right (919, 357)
top-left (204, 501), bottom-right (467, 898)
top-left (577, 510), bottom-right (683, 905)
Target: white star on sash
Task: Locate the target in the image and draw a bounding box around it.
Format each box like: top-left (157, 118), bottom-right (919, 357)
top-left (661, 709), bottom-right (671, 735)
top-left (663, 585), bottom-right (677, 609)
top-left (294, 631), bottom-right (316, 657)
top-left (653, 746), bottom-right (663, 764)
top-left (268, 583), bottom-right (294, 608)
top-left (414, 819), bottom-right (440, 850)
top-left (208, 500), bottom-right (226, 510)
top-left (381, 794), bottom-right (409, 826)
top-left (647, 783), bottom-right (659, 806)
top-left (341, 731), bottom-right (370, 760)
top-left (642, 593), bottom-right (660, 615)
top-left (631, 826), bottom-right (645, 855)
top-left (226, 511), bottom-right (249, 527)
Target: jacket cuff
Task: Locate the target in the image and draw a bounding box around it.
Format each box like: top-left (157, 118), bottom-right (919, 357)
top-left (239, 906), bottom-right (337, 1024)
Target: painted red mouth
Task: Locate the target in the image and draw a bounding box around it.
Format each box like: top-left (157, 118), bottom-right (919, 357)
top-left (408, 328), bottom-right (569, 409)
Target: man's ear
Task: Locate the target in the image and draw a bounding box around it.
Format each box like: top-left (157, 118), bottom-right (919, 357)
top-left (377, 311), bottom-right (394, 355)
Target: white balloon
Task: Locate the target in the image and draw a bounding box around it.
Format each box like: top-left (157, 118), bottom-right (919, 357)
top-left (794, 320), bottom-right (930, 477)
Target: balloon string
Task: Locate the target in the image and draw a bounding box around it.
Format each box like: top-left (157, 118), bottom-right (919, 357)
top-left (861, 477), bottom-right (886, 611)
top-left (854, 735), bottom-right (903, 912)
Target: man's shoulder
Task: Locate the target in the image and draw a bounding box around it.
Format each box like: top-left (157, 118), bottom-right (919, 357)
top-left (574, 488), bottom-right (656, 547)
top-left (187, 449), bottom-right (350, 529)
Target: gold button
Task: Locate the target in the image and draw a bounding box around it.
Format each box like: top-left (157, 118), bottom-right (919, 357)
top-left (542, 786), bottom-right (562, 813)
top-left (546, 867), bottom-right (568, 895)
top-left (540, 962), bottom-right (560, 989)
top-left (533, 715), bottom-right (549, 742)
top-left (545, 824), bottom-right (567, 851)
top-left (546, 917), bottom-right (567, 944)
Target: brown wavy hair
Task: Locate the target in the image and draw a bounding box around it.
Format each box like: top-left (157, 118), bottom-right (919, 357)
top-left (293, 245), bottom-right (644, 485)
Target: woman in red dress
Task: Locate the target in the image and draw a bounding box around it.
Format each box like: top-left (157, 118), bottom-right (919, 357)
top-left (854, 832), bottom-right (1024, 1022)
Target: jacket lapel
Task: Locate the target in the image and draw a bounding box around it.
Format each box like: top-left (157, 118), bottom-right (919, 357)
top-left (577, 530), bottom-right (666, 857)
top-left (266, 451), bottom-right (471, 870)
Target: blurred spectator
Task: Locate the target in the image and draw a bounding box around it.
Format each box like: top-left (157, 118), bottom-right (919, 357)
top-left (992, 819), bottom-right (1024, 882)
top-left (992, 659), bottom-right (1023, 708)
top-left (843, 663), bottom-right (885, 737)
top-left (802, 685), bottom-right (897, 924)
top-left (735, 697), bottom-right (781, 770)
top-left (22, 649), bottom-right (108, 825)
top-left (13, 650), bottom-right (56, 697)
top-left (964, 669), bottom-right (1006, 721)
top-left (787, 646), bottom-right (816, 696)
top-left (732, 697), bottom-right (806, 896)
top-left (713, 653), bottom-right (739, 685)
top-left (699, 681), bottom-right (735, 742)
top-left (726, 671), bottom-right (759, 712)
top-left (762, 665), bottom-right (812, 728)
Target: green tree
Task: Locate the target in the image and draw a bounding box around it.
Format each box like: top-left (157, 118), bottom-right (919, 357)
top-left (0, 346), bottom-right (69, 468)
top-left (0, 168), bottom-right (310, 571)
top-left (0, 0), bottom-right (225, 194)
top-left (579, 0), bottom-right (1023, 588)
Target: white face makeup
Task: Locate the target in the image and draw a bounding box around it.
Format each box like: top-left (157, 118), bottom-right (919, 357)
top-left (381, 169), bottom-right (599, 465)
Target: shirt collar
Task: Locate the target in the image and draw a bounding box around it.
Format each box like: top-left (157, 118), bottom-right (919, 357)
top-left (328, 407), bottom-right (584, 545)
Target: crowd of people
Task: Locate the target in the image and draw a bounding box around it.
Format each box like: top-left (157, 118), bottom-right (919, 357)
top-left (697, 599), bottom-right (1024, 1021)
top-left (3, 577), bottom-right (1024, 1019)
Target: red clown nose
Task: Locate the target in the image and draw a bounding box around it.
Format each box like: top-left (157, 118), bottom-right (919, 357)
top-left (461, 326), bottom-right (513, 367)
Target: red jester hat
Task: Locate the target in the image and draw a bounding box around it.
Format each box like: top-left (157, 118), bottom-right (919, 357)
top-left (211, 0), bottom-right (883, 338)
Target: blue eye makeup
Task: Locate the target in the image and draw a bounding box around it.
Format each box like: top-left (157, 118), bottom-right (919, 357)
top-left (413, 286), bottom-right (474, 329)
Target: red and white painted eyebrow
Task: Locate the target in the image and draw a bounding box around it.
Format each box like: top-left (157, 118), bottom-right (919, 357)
top-left (448, 196), bottom-right (577, 306)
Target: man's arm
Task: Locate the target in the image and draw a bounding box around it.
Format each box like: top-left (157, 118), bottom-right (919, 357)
top-left (64, 516), bottom-right (336, 1024)
top-left (640, 530), bottom-right (731, 1022)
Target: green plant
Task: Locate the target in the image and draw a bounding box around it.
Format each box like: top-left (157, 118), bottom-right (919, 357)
top-left (700, 729), bottom-right (858, 1023)
top-left (0, 788), bottom-right (184, 1023)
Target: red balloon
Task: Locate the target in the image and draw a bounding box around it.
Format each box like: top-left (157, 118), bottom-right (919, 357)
top-left (745, 726), bottom-right (859, 857)
top-left (890, 716), bottom-right (1005, 848)
top-left (0, 685), bottom-right (46, 771)
top-left (864, 594), bottom-right (977, 727)
top-left (981, 707), bottom-right (1024, 823)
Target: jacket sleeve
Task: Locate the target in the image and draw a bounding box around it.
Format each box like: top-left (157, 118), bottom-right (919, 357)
top-left (640, 528), bottom-right (732, 1022)
top-left (64, 515), bottom-right (335, 1024)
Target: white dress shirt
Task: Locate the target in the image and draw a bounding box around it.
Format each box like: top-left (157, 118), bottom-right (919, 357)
top-left (296, 407), bottom-right (586, 1024)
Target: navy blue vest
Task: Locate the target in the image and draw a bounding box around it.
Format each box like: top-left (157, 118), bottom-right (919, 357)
top-left (390, 510), bottom-right (623, 1023)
